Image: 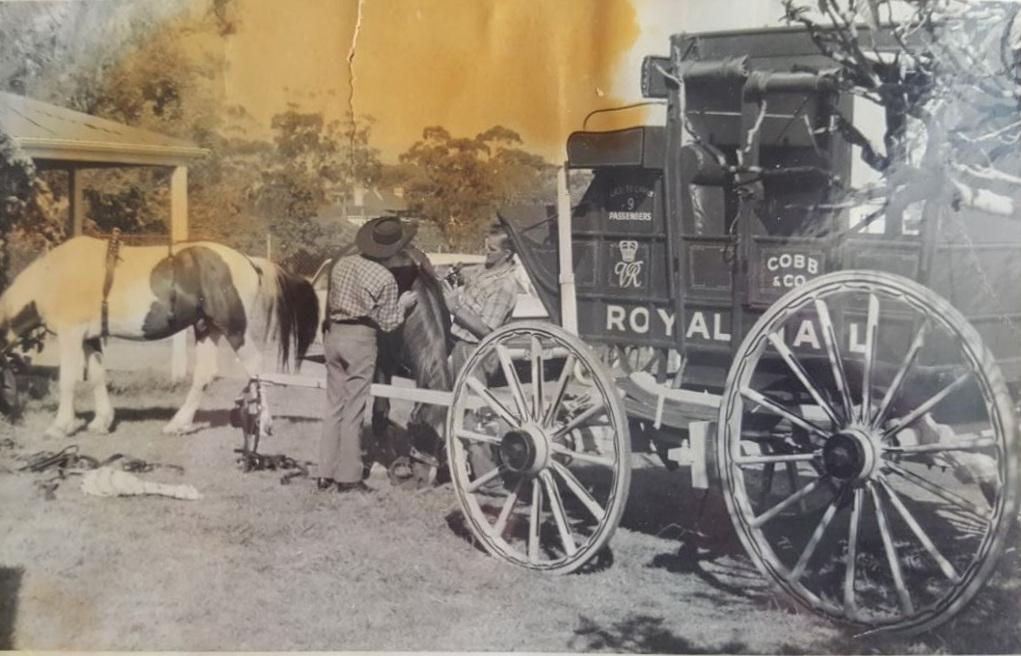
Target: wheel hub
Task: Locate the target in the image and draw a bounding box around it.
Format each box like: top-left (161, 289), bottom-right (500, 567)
top-left (499, 424), bottom-right (550, 475)
top-left (822, 428), bottom-right (879, 481)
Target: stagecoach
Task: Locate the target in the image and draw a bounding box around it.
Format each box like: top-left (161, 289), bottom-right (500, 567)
top-left (440, 27), bottom-right (1021, 635)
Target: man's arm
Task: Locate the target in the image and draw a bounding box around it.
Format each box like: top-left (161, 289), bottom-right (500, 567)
top-left (443, 278), bottom-right (516, 339)
top-left (450, 303), bottom-right (495, 340)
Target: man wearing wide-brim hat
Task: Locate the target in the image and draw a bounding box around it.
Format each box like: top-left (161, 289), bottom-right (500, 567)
top-left (319, 216), bottom-right (418, 494)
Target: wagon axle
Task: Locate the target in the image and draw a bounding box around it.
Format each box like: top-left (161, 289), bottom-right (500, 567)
top-left (499, 426), bottom-right (545, 475)
top-left (822, 429), bottom-right (880, 482)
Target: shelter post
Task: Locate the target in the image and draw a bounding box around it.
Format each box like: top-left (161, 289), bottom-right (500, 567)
top-left (68, 168), bottom-right (86, 236)
top-left (170, 165), bottom-right (189, 380)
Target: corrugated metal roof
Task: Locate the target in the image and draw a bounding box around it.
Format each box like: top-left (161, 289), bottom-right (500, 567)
top-left (0, 91), bottom-right (207, 166)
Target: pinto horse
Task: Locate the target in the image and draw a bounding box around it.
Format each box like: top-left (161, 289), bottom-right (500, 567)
top-left (0, 236), bottom-right (319, 438)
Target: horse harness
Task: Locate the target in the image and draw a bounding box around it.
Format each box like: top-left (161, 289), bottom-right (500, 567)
top-left (17, 444), bottom-right (184, 500)
top-left (100, 228), bottom-right (122, 340)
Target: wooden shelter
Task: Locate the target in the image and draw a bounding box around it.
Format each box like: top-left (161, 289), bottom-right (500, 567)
top-left (0, 91), bottom-right (207, 240)
top-left (0, 91), bottom-right (208, 378)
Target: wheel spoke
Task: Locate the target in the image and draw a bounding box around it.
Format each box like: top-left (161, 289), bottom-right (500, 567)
top-left (861, 293), bottom-right (879, 424)
top-left (528, 477), bottom-right (543, 564)
top-left (751, 475), bottom-right (827, 528)
top-left (543, 354), bottom-right (576, 428)
top-left (789, 488), bottom-right (844, 581)
top-left (873, 321), bottom-right (929, 430)
top-left (736, 452), bottom-right (817, 466)
top-left (455, 428), bottom-right (502, 445)
top-left (540, 470), bottom-right (577, 557)
top-left (815, 298), bottom-right (855, 423)
top-left (551, 444), bottom-right (614, 467)
top-left (740, 387), bottom-right (829, 439)
top-left (844, 487), bottom-right (863, 619)
top-left (878, 475), bottom-right (961, 583)
top-left (496, 344), bottom-right (530, 421)
top-left (881, 372), bottom-right (973, 442)
top-left (492, 478), bottom-right (524, 538)
top-left (467, 464), bottom-right (505, 493)
top-left (870, 481), bottom-right (915, 616)
top-left (466, 376), bottom-right (520, 426)
top-left (531, 335), bottom-right (544, 421)
top-left (551, 461), bottom-right (606, 521)
top-left (885, 461), bottom-right (990, 520)
top-left (768, 333), bottom-right (841, 426)
top-left (552, 401), bottom-right (606, 440)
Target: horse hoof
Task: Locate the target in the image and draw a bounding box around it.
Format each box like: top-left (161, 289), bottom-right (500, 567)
top-left (45, 418), bottom-right (85, 439)
top-left (88, 416), bottom-right (114, 434)
top-left (162, 422), bottom-right (208, 435)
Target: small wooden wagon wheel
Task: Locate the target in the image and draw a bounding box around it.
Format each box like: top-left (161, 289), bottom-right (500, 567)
top-left (446, 321), bottom-right (631, 573)
top-left (718, 270), bottom-right (1019, 634)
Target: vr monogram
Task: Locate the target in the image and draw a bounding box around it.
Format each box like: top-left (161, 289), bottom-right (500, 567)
top-left (614, 240), bottom-right (643, 288)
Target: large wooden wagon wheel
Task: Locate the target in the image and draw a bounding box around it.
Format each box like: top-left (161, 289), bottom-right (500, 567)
top-left (446, 321), bottom-right (631, 573)
top-left (718, 270), bottom-right (1019, 634)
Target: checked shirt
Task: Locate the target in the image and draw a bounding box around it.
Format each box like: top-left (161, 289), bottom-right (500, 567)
top-left (327, 254), bottom-right (401, 332)
top-left (451, 260), bottom-right (518, 344)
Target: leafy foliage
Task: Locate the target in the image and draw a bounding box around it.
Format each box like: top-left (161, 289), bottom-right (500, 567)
top-left (782, 0), bottom-right (1021, 224)
top-left (398, 125), bottom-right (555, 250)
top-left (0, 131), bottom-right (65, 287)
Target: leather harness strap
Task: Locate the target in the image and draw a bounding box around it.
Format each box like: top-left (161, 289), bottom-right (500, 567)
top-left (101, 228), bottom-right (122, 340)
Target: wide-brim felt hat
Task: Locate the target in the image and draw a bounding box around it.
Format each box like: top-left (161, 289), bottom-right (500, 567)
top-left (355, 216), bottom-right (417, 260)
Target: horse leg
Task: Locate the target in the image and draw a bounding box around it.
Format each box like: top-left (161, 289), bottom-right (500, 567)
top-left (164, 327), bottom-right (222, 435)
top-left (84, 338), bottom-right (115, 434)
top-left (45, 327), bottom-right (88, 438)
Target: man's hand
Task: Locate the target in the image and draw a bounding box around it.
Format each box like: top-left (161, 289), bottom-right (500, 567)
top-left (398, 290), bottom-right (418, 315)
top-left (440, 279), bottom-right (461, 311)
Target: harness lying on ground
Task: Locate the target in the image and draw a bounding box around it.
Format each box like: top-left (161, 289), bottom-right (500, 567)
top-left (233, 449), bottom-right (311, 485)
top-left (17, 445), bottom-right (184, 499)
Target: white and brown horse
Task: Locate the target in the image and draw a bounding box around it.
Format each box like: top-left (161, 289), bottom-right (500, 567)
top-left (0, 236), bottom-right (319, 437)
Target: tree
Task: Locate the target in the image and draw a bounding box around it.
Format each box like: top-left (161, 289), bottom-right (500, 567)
top-left (398, 126), bottom-right (555, 250)
top-left (0, 0), bottom-right (233, 257)
top-left (243, 109), bottom-right (381, 272)
top-left (782, 0), bottom-right (1021, 228)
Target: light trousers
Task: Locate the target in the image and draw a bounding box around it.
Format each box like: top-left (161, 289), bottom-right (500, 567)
top-left (319, 323), bottom-right (377, 484)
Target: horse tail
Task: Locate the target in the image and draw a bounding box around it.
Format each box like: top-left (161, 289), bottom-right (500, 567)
top-left (258, 260), bottom-right (320, 370)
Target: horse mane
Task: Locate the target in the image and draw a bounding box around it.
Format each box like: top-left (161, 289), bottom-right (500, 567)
top-left (408, 270), bottom-right (453, 389)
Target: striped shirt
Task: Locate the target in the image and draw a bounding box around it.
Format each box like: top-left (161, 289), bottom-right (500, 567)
top-left (451, 260), bottom-right (518, 343)
top-left (327, 255), bottom-right (402, 332)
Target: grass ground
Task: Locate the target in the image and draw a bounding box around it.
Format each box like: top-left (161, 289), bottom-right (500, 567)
top-left (0, 369), bottom-right (1018, 652)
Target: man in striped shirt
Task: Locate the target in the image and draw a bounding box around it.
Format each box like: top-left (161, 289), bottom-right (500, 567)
top-left (319, 216), bottom-right (418, 494)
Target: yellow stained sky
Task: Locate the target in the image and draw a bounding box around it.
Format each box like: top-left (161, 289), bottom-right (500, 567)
top-left (216, 0), bottom-right (789, 160)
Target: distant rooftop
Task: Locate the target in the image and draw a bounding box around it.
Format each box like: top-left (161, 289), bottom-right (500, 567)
top-left (0, 91), bottom-right (207, 167)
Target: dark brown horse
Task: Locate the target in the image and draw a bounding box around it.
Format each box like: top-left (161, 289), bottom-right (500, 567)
top-left (371, 251), bottom-right (453, 483)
